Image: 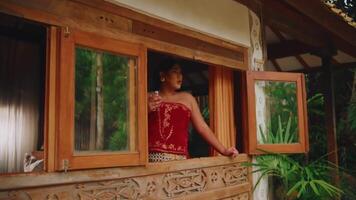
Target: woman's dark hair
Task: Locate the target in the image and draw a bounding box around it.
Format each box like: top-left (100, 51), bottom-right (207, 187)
top-left (157, 58), bottom-right (181, 73)
top-left (151, 58), bottom-right (181, 91)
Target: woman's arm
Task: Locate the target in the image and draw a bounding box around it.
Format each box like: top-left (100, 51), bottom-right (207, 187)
top-left (186, 93), bottom-right (238, 157)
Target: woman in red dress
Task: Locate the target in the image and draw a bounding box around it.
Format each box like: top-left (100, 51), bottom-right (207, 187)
top-left (148, 59), bottom-right (238, 162)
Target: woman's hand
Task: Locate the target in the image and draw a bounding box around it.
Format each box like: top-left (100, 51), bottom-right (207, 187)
top-left (222, 147), bottom-right (239, 158)
top-left (148, 91), bottom-right (162, 112)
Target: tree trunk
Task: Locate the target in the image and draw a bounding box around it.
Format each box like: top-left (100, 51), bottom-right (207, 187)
top-left (89, 52), bottom-right (97, 150)
top-left (96, 53), bottom-right (104, 150)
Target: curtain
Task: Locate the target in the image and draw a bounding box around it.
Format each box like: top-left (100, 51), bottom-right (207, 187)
top-left (0, 35), bottom-right (42, 173)
top-left (209, 67), bottom-right (236, 155)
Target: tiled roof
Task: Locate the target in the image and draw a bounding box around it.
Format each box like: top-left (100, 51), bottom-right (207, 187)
top-left (324, 1), bottom-right (356, 28)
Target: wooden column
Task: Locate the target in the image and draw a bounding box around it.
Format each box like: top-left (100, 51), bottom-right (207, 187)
top-left (321, 55), bottom-right (340, 195)
top-left (321, 56), bottom-right (339, 166)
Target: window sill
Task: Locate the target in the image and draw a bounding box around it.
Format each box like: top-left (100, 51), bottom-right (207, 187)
top-left (0, 154), bottom-right (248, 190)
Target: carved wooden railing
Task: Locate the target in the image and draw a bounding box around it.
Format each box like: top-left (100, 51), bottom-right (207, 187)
top-left (0, 155), bottom-right (251, 200)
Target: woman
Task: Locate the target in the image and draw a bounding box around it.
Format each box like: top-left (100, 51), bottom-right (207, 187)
top-left (148, 59), bottom-right (238, 162)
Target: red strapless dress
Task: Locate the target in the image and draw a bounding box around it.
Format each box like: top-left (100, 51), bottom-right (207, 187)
top-left (148, 102), bottom-right (191, 156)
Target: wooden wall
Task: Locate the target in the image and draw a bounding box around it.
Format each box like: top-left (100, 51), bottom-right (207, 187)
top-left (0, 1), bottom-right (251, 199)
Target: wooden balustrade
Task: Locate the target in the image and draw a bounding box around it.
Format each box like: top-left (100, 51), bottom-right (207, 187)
top-left (0, 155), bottom-right (251, 200)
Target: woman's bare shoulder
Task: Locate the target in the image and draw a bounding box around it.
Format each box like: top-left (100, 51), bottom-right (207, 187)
top-left (175, 92), bottom-right (196, 104)
top-left (176, 91), bottom-right (194, 99)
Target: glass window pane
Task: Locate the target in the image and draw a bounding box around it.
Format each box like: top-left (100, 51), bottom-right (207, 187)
top-left (74, 47), bottom-right (136, 152)
top-left (255, 81), bottom-right (299, 144)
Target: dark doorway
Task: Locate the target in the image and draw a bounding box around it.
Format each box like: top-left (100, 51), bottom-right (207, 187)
top-left (0, 13), bottom-right (46, 173)
top-left (148, 50), bottom-right (210, 158)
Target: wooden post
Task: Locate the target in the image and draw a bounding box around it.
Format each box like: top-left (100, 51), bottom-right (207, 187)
top-left (321, 56), bottom-right (338, 166)
top-left (321, 55), bottom-right (340, 193)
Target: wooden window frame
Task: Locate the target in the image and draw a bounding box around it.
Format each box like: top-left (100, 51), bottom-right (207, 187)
top-left (57, 28), bottom-right (147, 170)
top-left (245, 71), bottom-right (309, 154)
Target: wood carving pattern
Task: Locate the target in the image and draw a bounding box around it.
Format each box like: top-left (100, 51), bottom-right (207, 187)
top-left (222, 165), bottom-right (248, 186)
top-left (0, 191), bottom-right (31, 200)
top-left (163, 169), bottom-right (207, 198)
top-left (210, 170), bottom-right (219, 183)
top-left (0, 163), bottom-right (249, 199)
top-left (145, 180), bottom-right (157, 196)
top-left (46, 194), bottom-right (60, 200)
top-left (76, 179), bottom-right (140, 200)
top-left (220, 192), bottom-right (249, 200)
top-left (249, 10), bottom-right (264, 71)
top-left (98, 15), bottom-right (115, 24)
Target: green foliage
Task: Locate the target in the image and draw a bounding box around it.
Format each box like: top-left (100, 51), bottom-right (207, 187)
top-left (245, 153), bottom-right (343, 200)
top-left (347, 102), bottom-right (356, 131)
top-left (250, 87), bottom-right (345, 199)
top-left (304, 71), bottom-right (356, 200)
top-left (259, 115), bottom-right (297, 144)
top-left (307, 93), bottom-right (324, 116)
top-left (263, 82), bottom-right (298, 132)
top-left (75, 48), bottom-right (95, 120)
top-left (108, 125), bottom-right (128, 151)
top-left (201, 106), bottom-right (209, 121)
top-left (75, 47), bottom-right (130, 150)
top-left (305, 92), bottom-right (328, 162)
top-left (259, 81), bottom-right (298, 144)
top-left (102, 52), bottom-right (129, 151)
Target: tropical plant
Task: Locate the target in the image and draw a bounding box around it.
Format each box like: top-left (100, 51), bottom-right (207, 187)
top-left (245, 153), bottom-right (343, 200)
top-left (347, 101), bottom-right (356, 131)
top-left (259, 115), bottom-right (297, 144)
top-left (259, 81), bottom-right (299, 144)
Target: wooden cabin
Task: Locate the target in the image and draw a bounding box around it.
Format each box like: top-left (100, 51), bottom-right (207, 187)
top-left (0, 0), bottom-right (355, 199)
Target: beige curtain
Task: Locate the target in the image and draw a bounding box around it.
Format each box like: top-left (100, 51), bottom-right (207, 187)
top-left (0, 36), bottom-right (42, 173)
top-left (209, 66), bottom-right (236, 155)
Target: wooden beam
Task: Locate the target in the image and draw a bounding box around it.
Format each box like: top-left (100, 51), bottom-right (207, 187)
top-left (132, 21), bottom-right (244, 62)
top-left (288, 61), bottom-right (356, 73)
top-left (262, 0), bottom-right (328, 48)
top-left (269, 25), bottom-right (314, 72)
top-left (0, 0), bottom-right (246, 69)
top-left (285, 0), bottom-right (356, 49)
top-left (267, 40), bottom-right (316, 59)
top-left (268, 26), bottom-right (285, 41)
top-left (332, 35), bottom-right (356, 57)
top-left (280, 0), bottom-right (356, 57)
top-left (295, 55), bottom-right (311, 70)
top-left (74, 0), bottom-right (248, 53)
top-left (331, 58), bottom-right (339, 65)
top-left (262, 0), bottom-right (356, 57)
top-left (270, 22), bottom-right (337, 75)
top-left (271, 59), bottom-right (282, 72)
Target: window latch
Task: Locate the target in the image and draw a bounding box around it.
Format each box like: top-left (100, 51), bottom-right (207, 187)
top-left (63, 26), bottom-right (70, 38)
top-left (62, 159), bottom-right (69, 173)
